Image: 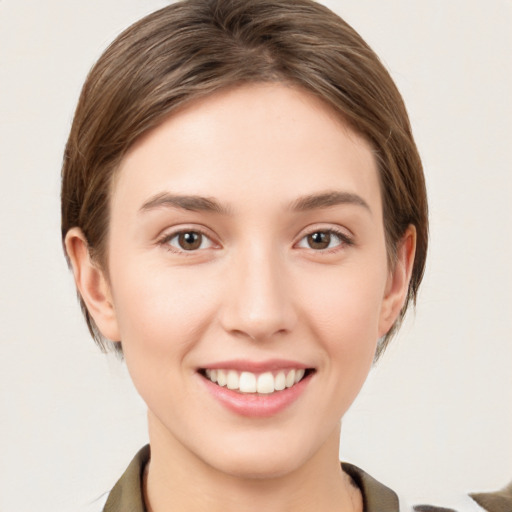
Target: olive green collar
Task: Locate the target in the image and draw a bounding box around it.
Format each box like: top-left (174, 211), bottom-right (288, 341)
top-left (103, 445), bottom-right (149, 512)
top-left (103, 445), bottom-right (399, 512)
top-left (342, 461), bottom-right (399, 512)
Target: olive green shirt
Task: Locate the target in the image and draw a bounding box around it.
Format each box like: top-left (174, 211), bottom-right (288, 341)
top-left (102, 445), bottom-right (399, 512)
top-left (101, 445), bottom-right (510, 512)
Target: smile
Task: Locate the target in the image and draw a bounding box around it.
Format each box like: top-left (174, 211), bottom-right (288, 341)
top-left (202, 368), bottom-right (309, 394)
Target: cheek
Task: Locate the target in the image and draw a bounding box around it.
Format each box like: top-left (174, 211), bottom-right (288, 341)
top-left (110, 259), bottom-right (220, 356)
top-left (110, 263), bottom-right (223, 413)
top-left (299, 262), bottom-right (387, 342)
top-left (296, 259), bottom-right (387, 389)
top-left (289, 268), bottom-right (382, 423)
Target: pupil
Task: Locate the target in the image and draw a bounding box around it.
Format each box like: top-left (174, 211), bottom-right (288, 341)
top-left (179, 232), bottom-right (201, 250)
top-left (308, 231), bottom-right (330, 249)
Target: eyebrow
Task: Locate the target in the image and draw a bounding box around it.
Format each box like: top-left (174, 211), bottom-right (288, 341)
top-left (139, 190), bottom-right (370, 216)
top-left (139, 192), bottom-right (230, 215)
top-left (290, 191), bottom-right (371, 213)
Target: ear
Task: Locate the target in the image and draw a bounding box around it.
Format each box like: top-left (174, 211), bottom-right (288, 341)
top-left (64, 228), bottom-right (120, 341)
top-left (378, 225), bottom-right (417, 337)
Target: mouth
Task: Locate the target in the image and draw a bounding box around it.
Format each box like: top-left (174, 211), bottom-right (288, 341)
top-left (199, 368), bottom-right (315, 395)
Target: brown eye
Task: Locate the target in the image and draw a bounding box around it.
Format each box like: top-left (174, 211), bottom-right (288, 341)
top-left (178, 231), bottom-right (203, 251)
top-left (306, 231), bottom-right (331, 250)
top-left (178, 232), bottom-right (202, 250)
top-left (296, 229), bottom-right (351, 251)
top-left (164, 230), bottom-right (214, 252)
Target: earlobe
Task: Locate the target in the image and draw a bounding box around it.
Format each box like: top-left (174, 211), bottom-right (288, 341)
top-left (64, 228), bottom-right (120, 341)
top-left (378, 225), bottom-right (417, 337)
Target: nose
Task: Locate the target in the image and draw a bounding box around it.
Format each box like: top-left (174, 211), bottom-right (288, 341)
top-left (219, 245), bottom-right (298, 341)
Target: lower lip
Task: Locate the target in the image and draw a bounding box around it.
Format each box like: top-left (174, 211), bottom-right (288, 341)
top-left (200, 372), bottom-right (313, 418)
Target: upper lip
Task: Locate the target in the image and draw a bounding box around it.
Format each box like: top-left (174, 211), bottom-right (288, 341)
top-left (200, 359), bottom-right (312, 373)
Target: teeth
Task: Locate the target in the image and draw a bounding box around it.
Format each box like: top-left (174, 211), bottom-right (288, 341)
top-left (239, 371), bottom-right (257, 393)
top-left (227, 370), bottom-right (239, 390)
top-left (204, 368), bottom-right (308, 394)
top-left (217, 369), bottom-right (227, 387)
top-left (257, 372), bottom-right (274, 394)
top-left (294, 368), bottom-right (305, 383)
top-left (285, 369), bottom-right (296, 388)
top-left (274, 371), bottom-right (286, 391)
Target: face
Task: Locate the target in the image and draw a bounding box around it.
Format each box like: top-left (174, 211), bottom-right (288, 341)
top-left (88, 83), bottom-right (409, 479)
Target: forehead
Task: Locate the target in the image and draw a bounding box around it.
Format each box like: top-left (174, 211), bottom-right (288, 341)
top-left (113, 83), bottom-right (380, 214)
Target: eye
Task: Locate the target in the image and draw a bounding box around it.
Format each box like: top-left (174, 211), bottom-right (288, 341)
top-left (162, 230), bottom-right (215, 252)
top-left (296, 229), bottom-right (352, 251)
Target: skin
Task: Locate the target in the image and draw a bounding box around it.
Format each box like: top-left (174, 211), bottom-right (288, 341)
top-left (66, 83), bottom-right (415, 512)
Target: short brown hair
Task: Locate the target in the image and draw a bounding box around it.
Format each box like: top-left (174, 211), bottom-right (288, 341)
top-left (61, 0), bottom-right (428, 358)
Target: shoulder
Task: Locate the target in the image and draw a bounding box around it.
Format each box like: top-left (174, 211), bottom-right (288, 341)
top-left (90, 448), bottom-right (510, 512)
top-left (342, 461), bottom-right (400, 512)
top-left (342, 462), bottom-right (509, 512)
top-left (102, 445), bottom-right (150, 512)
top-left (84, 445), bottom-right (149, 512)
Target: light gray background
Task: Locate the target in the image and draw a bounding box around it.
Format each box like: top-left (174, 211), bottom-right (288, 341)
top-left (1, 1), bottom-right (511, 511)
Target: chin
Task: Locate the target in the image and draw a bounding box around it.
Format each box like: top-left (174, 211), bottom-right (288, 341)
top-left (199, 431), bottom-right (318, 481)
top-left (212, 450), bottom-right (306, 480)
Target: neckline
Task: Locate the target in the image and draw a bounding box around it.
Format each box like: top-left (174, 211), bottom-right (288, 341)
top-left (104, 445), bottom-right (400, 512)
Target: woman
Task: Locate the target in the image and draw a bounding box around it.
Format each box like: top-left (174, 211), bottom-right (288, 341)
top-left (61, 1), bottom-right (498, 510)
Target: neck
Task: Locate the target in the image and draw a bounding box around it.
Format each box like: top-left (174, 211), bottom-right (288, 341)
top-left (144, 414), bottom-right (361, 512)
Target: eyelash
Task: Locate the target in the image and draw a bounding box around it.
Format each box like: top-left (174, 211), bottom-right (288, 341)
top-left (295, 228), bottom-right (354, 253)
top-left (157, 228), bottom-right (217, 254)
top-left (157, 227), bottom-right (354, 254)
